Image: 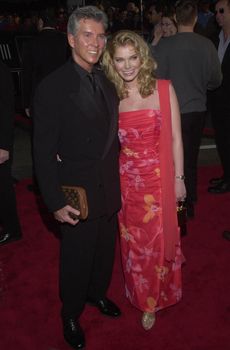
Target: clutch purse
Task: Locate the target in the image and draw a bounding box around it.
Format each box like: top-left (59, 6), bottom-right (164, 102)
top-left (61, 185), bottom-right (88, 220)
top-left (177, 201), bottom-right (187, 236)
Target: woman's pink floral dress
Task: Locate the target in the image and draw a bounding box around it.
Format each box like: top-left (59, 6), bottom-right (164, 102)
top-left (118, 109), bottom-right (183, 313)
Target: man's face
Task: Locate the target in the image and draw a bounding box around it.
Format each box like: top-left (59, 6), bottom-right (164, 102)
top-left (68, 18), bottom-right (106, 72)
top-left (147, 6), bottom-right (162, 25)
top-left (215, 0), bottom-right (230, 29)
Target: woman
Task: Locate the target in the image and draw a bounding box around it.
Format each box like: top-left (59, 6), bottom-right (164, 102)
top-left (161, 11), bottom-right (177, 36)
top-left (102, 31), bottom-right (186, 330)
top-left (151, 8), bottom-right (177, 46)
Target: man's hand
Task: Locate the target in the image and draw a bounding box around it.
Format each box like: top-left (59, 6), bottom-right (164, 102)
top-left (54, 205), bottom-right (80, 225)
top-left (0, 149), bottom-right (9, 164)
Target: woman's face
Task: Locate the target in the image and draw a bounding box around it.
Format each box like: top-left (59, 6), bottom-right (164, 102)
top-left (161, 17), bottom-right (177, 37)
top-left (112, 44), bottom-right (141, 83)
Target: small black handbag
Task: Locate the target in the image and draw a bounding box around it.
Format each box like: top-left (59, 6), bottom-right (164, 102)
top-left (177, 201), bottom-right (187, 236)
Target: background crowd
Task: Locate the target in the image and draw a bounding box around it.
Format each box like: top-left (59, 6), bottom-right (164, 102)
top-left (0, 0), bottom-right (218, 38)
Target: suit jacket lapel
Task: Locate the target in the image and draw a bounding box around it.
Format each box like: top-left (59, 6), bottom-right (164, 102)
top-left (222, 41), bottom-right (230, 68)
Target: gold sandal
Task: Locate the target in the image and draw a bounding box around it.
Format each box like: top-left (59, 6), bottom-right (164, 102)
top-left (141, 312), bottom-right (156, 330)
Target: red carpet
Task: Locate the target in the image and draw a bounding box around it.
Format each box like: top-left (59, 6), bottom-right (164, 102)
top-left (15, 114), bottom-right (32, 129)
top-left (0, 166), bottom-right (230, 350)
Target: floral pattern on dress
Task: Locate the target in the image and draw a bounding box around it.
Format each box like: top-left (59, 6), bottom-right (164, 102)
top-left (118, 109), bottom-right (183, 313)
top-left (143, 194), bottom-right (160, 223)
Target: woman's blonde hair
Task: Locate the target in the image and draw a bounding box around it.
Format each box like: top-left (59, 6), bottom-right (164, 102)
top-left (102, 30), bottom-right (157, 99)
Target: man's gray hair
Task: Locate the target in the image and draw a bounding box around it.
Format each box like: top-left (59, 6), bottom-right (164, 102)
top-left (67, 6), bottom-right (108, 35)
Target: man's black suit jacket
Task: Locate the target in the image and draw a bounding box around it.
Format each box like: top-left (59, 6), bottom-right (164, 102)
top-left (211, 34), bottom-right (230, 111)
top-left (0, 60), bottom-right (14, 154)
top-left (33, 60), bottom-right (121, 220)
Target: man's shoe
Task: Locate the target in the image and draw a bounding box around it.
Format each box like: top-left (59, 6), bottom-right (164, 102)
top-left (63, 318), bottom-right (85, 349)
top-left (208, 181), bottom-right (230, 194)
top-left (209, 177), bottom-right (224, 186)
top-left (0, 232), bottom-right (22, 246)
top-left (87, 297), bottom-right (121, 318)
top-left (223, 231), bottom-right (230, 241)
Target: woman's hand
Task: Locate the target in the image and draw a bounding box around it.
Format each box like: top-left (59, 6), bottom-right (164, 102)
top-left (151, 23), bottom-right (163, 46)
top-left (175, 179), bottom-right (186, 202)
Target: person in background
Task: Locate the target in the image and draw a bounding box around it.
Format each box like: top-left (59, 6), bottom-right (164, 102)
top-left (21, 7), bottom-right (69, 194)
top-left (102, 30), bottom-right (186, 331)
top-left (22, 7), bottom-right (69, 117)
top-left (33, 6), bottom-right (121, 350)
top-left (197, 0), bottom-right (214, 31)
top-left (151, 7), bottom-right (178, 46)
top-left (67, 0), bottom-right (83, 14)
top-left (56, 6), bottom-right (68, 32)
top-left (207, 0), bottom-right (230, 194)
top-left (153, 0), bottom-right (222, 218)
top-left (0, 60), bottom-right (22, 246)
top-left (146, 0), bottom-right (165, 43)
top-left (0, 9), bottom-right (7, 30)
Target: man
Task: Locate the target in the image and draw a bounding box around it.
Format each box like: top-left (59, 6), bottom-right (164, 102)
top-left (0, 60), bottom-right (22, 245)
top-left (153, 0), bottom-right (222, 218)
top-left (208, 0), bottom-right (230, 194)
top-left (33, 6), bottom-right (121, 350)
top-left (67, 0), bottom-right (83, 14)
top-left (197, 0), bottom-right (214, 30)
top-left (146, 0), bottom-right (164, 43)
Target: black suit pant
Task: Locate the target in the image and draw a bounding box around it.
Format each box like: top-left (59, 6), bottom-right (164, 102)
top-left (60, 213), bottom-right (118, 319)
top-left (0, 161), bottom-right (21, 234)
top-left (181, 111), bottom-right (206, 204)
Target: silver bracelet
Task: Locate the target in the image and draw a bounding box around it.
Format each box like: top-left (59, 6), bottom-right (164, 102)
top-left (175, 175), bottom-right (185, 180)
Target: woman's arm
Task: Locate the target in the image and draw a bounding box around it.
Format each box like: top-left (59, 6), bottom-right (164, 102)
top-left (169, 83), bottom-right (186, 201)
top-left (151, 23), bottom-right (163, 46)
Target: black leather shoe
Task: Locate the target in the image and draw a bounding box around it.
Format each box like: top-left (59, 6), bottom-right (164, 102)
top-left (63, 318), bottom-right (85, 349)
top-left (209, 177), bottom-right (224, 185)
top-left (87, 297), bottom-right (121, 318)
top-left (0, 232), bottom-right (22, 246)
top-left (208, 181), bottom-right (230, 194)
top-left (223, 231), bottom-right (230, 241)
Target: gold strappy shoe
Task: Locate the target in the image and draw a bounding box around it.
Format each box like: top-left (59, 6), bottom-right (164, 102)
top-left (141, 312), bottom-right (156, 330)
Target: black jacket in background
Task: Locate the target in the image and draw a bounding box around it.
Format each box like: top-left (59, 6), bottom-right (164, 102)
top-left (21, 28), bottom-right (70, 109)
top-left (0, 60), bottom-right (14, 153)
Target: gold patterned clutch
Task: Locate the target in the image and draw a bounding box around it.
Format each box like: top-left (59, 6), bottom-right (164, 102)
top-left (61, 186), bottom-right (88, 220)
